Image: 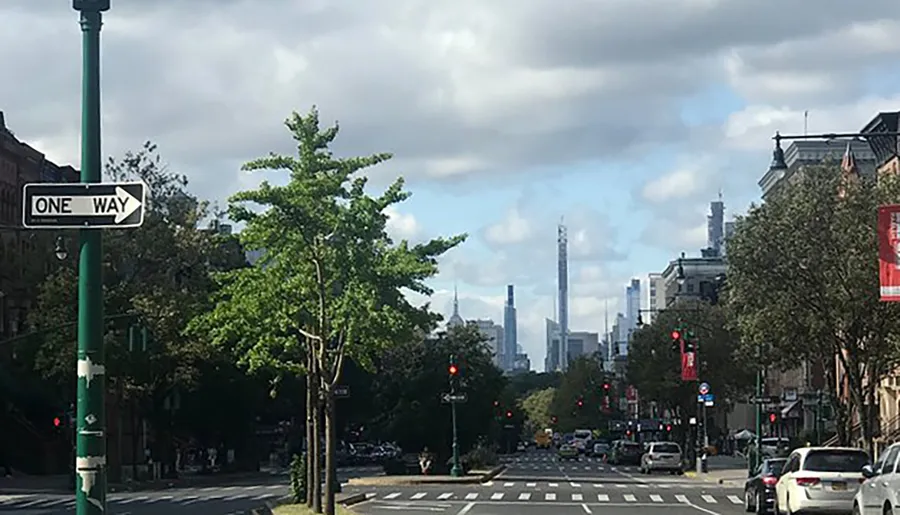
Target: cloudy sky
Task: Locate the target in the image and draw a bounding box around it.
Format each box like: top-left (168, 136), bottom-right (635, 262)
top-left (4, 0), bottom-right (900, 371)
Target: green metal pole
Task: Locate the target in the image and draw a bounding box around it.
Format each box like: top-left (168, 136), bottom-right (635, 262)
top-left (450, 396), bottom-right (462, 477)
top-left (753, 346), bottom-right (762, 472)
top-left (74, 2), bottom-right (108, 514)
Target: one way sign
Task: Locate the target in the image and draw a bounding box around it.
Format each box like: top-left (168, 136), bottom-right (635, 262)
top-left (23, 181), bottom-right (146, 229)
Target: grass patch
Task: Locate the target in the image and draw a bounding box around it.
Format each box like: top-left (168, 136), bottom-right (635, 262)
top-left (273, 504), bottom-right (357, 515)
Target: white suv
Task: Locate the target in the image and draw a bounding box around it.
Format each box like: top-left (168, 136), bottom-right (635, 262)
top-left (776, 447), bottom-right (868, 514)
top-left (853, 442), bottom-right (900, 515)
top-left (640, 442), bottom-right (683, 474)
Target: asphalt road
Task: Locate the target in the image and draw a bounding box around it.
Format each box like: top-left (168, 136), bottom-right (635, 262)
top-left (0, 465), bottom-right (382, 514)
top-left (346, 450), bottom-right (746, 515)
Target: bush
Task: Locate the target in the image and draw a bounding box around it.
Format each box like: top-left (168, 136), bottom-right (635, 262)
top-left (289, 453), bottom-right (307, 503)
top-left (462, 444), bottom-right (498, 470)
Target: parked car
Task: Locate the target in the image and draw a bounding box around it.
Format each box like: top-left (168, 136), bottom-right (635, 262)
top-left (854, 442), bottom-right (900, 515)
top-left (775, 447), bottom-right (868, 515)
top-left (609, 440), bottom-right (643, 466)
top-left (744, 457), bottom-right (786, 514)
top-left (640, 442), bottom-right (683, 474)
top-left (558, 444), bottom-right (579, 461)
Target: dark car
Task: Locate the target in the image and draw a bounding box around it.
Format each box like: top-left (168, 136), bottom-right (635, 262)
top-left (609, 440), bottom-right (643, 466)
top-left (743, 457), bottom-right (787, 514)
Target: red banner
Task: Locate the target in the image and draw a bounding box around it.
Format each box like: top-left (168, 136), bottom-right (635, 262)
top-left (681, 351), bottom-right (698, 381)
top-left (878, 205), bottom-right (900, 302)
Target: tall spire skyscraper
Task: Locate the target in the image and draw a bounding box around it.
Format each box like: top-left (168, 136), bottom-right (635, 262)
top-left (557, 220), bottom-right (569, 371)
top-left (448, 284), bottom-right (465, 327)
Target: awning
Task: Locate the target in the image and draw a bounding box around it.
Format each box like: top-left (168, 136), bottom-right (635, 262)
top-left (782, 399), bottom-right (802, 417)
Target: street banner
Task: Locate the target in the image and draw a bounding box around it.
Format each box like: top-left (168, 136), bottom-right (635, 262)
top-left (681, 351), bottom-right (698, 381)
top-left (878, 205), bottom-right (900, 301)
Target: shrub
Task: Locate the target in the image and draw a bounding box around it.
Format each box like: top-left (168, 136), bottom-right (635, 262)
top-left (289, 453), bottom-right (307, 503)
top-left (462, 444), bottom-right (498, 470)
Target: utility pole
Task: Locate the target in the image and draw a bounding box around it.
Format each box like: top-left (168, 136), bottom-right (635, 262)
top-left (448, 355), bottom-right (462, 477)
top-left (73, 1), bottom-right (109, 513)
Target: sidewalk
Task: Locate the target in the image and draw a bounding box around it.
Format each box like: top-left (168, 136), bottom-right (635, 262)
top-left (682, 455), bottom-right (750, 486)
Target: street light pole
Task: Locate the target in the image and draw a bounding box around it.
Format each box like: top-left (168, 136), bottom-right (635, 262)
top-left (449, 354), bottom-right (462, 478)
top-left (73, 1), bottom-right (109, 513)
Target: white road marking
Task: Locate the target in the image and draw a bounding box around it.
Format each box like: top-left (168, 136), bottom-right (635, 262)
top-left (383, 492), bottom-right (401, 499)
top-left (518, 493), bottom-right (531, 500)
top-left (482, 481), bottom-right (493, 486)
top-left (572, 493), bottom-right (584, 501)
top-left (490, 492), bottom-right (504, 500)
top-left (728, 495), bottom-right (742, 504)
top-left (546, 493), bottom-right (557, 500)
top-left (549, 482), bottom-right (559, 487)
top-left (411, 493), bottom-right (426, 499)
top-left (624, 494), bottom-right (637, 502)
top-left (526, 482), bottom-right (536, 487)
top-left (570, 482), bottom-right (581, 487)
top-left (437, 493), bottom-right (453, 500)
top-left (503, 482), bottom-right (514, 487)
top-left (455, 502), bottom-right (476, 515)
top-left (676, 494), bottom-right (690, 503)
top-left (582, 503), bottom-right (593, 513)
top-left (598, 494), bottom-right (610, 501)
top-left (702, 494), bottom-right (718, 503)
top-left (464, 493), bottom-right (478, 500)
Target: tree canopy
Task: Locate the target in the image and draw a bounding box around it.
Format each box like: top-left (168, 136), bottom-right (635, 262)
top-left (549, 355), bottom-right (615, 433)
top-left (626, 301), bottom-right (752, 419)
top-left (726, 164), bottom-right (900, 449)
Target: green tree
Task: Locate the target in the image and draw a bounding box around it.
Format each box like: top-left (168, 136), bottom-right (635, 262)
top-left (190, 108), bottom-right (465, 515)
top-left (367, 323), bottom-right (507, 457)
top-left (626, 302), bottom-right (751, 439)
top-left (550, 355), bottom-right (613, 433)
top-left (23, 143), bottom-right (240, 478)
top-left (508, 371), bottom-right (562, 400)
top-left (521, 387), bottom-right (555, 435)
top-left (726, 165), bottom-right (900, 451)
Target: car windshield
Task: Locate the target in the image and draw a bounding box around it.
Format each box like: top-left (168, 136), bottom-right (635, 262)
top-left (803, 450), bottom-right (869, 472)
top-left (765, 460), bottom-right (787, 475)
top-left (622, 443), bottom-right (642, 452)
top-left (652, 443), bottom-right (680, 454)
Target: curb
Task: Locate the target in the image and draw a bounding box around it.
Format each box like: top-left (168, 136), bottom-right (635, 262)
top-left (251, 493), bottom-right (366, 513)
top-left (339, 493), bottom-right (370, 506)
top-left (346, 464), bottom-right (508, 486)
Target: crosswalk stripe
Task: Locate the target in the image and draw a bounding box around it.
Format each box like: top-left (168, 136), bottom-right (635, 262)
top-left (490, 493), bottom-right (504, 500)
top-left (638, 484), bottom-right (649, 489)
top-left (518, 493), bottom-right (531, 500)
top-left (593, 483), bottom-right (604, 488)
top-left (570, 482), bottom-right (581, 487)
top-left (411, 493), bottom-right (426, 500)
top-left (483, 481), bottom-right (494, 486)
top-left (702, 494), bottom-right (717, 504)
top-left (676, 495), bottom-right (689, 503)
top-left (526, 482), bottom-right (536, 487)
top-left (624, 494), bottom-right (637, 502)
top-left (465, 493), bottom-right (478, 500)
top-left (728, 495), bottom-right (742, 504)
top-left (549, 482), bottom-right (558, 487)
top-left (650, 494), bottom-right (664, 502)
top-left (598, 494), bottom-right (610, 502)
top-left (383, 492), bottom-right (401, 499)
top-left (437, 493), bottom-right (453, 500)
top-left (616, 484), bottom-right (627, 488)
top-left (572, 493), bottom-right (583, 501)
top-left (503, 482), bottom-right (514, 487)
top-left (545, 493), bottom-right (557, 501)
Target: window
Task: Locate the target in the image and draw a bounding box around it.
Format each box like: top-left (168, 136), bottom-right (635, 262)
top-left (874, 446), bottom-right (900, 475)
top-left (803, 450), bottom-right (869, 473)
top-left (651, 443), bottom-right (680, 454)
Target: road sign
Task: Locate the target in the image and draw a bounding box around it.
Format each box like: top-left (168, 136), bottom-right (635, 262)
top-left (697, 393), bottom-right (714, 403)
top-left (749, 397), bottom-right (769, 404)
top-left (334, 385), bottom-right (350, 398)
top-left (699, 382), bottom-right (710, 395)
top-left (441, 393), bottom-right (468, 404)
top-left (23, 181), bottom-right (146, 229)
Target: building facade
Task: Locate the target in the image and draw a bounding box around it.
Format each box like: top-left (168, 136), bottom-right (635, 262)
top-left (646, 273), bottom-right (663, 324)
top-left (758, 140), bottom-right (876, 199)
top-left (474, 319), bottom-right (504, 369)
top-left (625, 278), bottom-right (640, 342)
top-left (659, 254), bottom-right (727, 307)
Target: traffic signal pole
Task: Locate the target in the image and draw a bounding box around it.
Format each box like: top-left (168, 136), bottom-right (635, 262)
top-left (73, 2), bottom-right (109, 513)
top-left (449, 355), bottom-right (462, 477)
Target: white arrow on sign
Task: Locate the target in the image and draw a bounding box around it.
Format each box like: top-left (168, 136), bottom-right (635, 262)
top-left (32, 186), bottom-right (142, 223)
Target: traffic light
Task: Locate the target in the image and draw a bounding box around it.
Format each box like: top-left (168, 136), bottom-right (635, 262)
top-left (666, 424), bottom-right (672, 432)
top-left (769, 412), bottom-right (777, 424)
top-left (493, 400), bottom-right (499, 407)
top-left (506, 410), bottom-right (513, 419)
top-left (684, 330), bottom-right (697, 353)
top-left (603, 382), bottom-right (610, 391)
top-left (449, 354), bottom-right (459, 377)
top-left (53, 416), bottom-right (61, 428)
top-left (671, 330), bottom-right (681, 340)
top-left (576, 398), bottom-right (584, 408)
top-left (671, 328), bottom-right (683, 352)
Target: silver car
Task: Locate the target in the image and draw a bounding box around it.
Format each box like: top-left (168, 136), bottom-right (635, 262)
top-left (641, 441), bottom-right (683, 474)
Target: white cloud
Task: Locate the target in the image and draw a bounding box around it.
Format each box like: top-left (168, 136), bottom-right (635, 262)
top-left (483, 207), bottom-right (533, 246)
top-left (384, 206), bottom-right (421, 241)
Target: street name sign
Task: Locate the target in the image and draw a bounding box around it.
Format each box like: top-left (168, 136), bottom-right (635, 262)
top-left (22, 181), bottom-right (146, 229)
top-left (334, 385), bottom-right (350, 398)
top-left (441, 393), bottom-right (468, 404)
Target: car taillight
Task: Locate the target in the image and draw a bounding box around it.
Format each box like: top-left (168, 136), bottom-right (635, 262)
top-left (795, 477), bottom-right (820, 487)
top-left (762, 476), bottom-right (778, 486)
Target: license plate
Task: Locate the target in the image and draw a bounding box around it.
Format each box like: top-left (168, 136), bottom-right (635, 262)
top-left (832, 482), bottom-right (847, 491)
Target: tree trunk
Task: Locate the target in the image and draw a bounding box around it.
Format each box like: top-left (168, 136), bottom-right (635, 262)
top-left (324, 390), bottom-right (337, 515)
top-left (305, 356), bottom-right (315, 508)
top-left (311, 363), bottom-right (323, 513)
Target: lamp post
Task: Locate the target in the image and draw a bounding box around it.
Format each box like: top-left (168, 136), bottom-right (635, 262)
top-left (72, 0), bottom-right (109, 513)
top-left (448, 355), bottom-right (462, 478)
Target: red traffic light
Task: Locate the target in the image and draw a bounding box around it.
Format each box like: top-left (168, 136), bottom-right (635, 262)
top-left (577, 399), bottom-right (584, 407)
top-left (666, 424), bottom-right (672, 432)
top-left (493, 400), bottom-right (499, 407)
top-left (769, 413), bottom-right (777, 423)
top-left (551, 416), bottom-right (558, 424)
top-left (448, 364), bottom-right (458, 375)
top-left (671, 330), bottom-right (681, 340)
top-left (505, 410), bottom-right (513, 418)
top-left (53, 417), bottom-right (61, 427)
top-left (603, 383), bottom-right (610, 390)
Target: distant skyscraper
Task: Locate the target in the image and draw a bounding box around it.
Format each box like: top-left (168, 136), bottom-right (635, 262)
top-left (557, 221), bottom-right (569, 372)
top-left (503, 285), bottom-right (518, 372)
top-left (473, 319), bottom-right (504, 368)
top-left (447, 286), bottom-right (465, 328)
top-left (647, 273), bottom-right (664, 324)
top-left (625, 279), bottom-right (640, 338)
top-left (545, 318), bottom-right (560, 372)
top-left (708, 195), bottom-right (724, 256)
